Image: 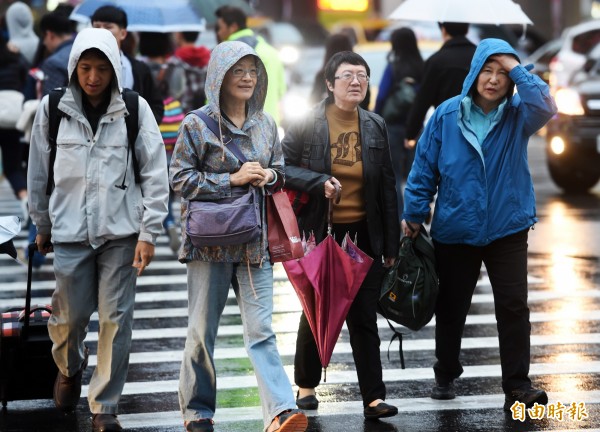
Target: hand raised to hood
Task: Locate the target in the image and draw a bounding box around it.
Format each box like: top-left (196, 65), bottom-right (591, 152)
top-left (489, 54), bottom-right (520, 73)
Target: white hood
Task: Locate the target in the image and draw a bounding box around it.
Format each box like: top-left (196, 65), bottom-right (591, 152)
top-left (67, 27), bottom-right (122, 91)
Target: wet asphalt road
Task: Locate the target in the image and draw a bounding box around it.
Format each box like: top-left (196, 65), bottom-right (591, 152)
top-left (0, 135), bottom-right (599, 432)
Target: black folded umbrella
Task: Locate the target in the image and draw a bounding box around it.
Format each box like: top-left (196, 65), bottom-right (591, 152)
top-left (0, 240), bottom-right (17, 259)
top-left (0, 216), bottom-right (22, 261)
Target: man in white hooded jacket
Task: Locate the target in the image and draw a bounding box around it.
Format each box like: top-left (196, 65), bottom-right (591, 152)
top-left (28, 28), bottom-right (169, 432)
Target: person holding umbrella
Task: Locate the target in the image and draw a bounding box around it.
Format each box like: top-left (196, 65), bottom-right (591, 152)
top-left (282, 51), bottom-right (400, 419)
top-left (402, 39), bottom-right (557, 410)
top-left (170, 41), bottom-right (307, 432)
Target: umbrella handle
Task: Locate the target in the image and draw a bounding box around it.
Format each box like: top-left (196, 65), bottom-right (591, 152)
top-left (327, 184), bottom-right (341, 235)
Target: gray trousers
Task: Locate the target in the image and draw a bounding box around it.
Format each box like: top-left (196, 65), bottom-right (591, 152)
top-left (49, 236), bottom-right (137, 414)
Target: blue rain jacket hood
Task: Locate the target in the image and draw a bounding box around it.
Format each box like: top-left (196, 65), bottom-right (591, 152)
top-left (403, 38), bottom-right (557, 246)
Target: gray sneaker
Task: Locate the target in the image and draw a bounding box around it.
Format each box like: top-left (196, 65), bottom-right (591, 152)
top-left (167, 225), bottom-right (181, 253)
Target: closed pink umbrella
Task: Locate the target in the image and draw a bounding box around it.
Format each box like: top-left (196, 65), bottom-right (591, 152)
top-left (283, 198), bottom-right (373, 376)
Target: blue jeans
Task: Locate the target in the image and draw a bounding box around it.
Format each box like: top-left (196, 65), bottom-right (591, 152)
top-left (179, 261), bottom-right (295, 428)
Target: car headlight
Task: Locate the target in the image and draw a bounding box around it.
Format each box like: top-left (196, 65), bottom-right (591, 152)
top-left (282, 93), bottom-right (311, 122)
top-left (279, 46), bottom-right (300, 66)
top-left (549, 136), bottom-right (566, 155)
top-left (555, 88), bottom-right (585, 115)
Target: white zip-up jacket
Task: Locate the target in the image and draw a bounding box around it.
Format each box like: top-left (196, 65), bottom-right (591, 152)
top-left (28, 28), bottom-right (169, 248)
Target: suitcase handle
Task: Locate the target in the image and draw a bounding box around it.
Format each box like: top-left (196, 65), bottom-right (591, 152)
top-left (22, 243), bottom-right (38, 339)
top-left (19, 305), bottom-right (52, 322)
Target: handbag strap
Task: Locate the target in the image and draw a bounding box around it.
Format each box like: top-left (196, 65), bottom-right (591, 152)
top-left (191, 109), bottom-right (248, 164)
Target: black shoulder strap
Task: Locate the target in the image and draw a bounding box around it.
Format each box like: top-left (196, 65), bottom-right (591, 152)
top-left (46, 87), bottom-right (67, 196)
top-left (122, 88), bottom-right (141, 184)
top-left (47, 88), bottom-right (141, 195)
top-left (191, 109), bottom-right (248, 164)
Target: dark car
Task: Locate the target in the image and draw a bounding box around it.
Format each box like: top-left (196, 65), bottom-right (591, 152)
top-left (545, 44), bottom-right (600, 192)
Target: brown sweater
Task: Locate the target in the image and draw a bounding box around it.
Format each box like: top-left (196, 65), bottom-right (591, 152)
top-left (326, 103), bottom-right (366, 224)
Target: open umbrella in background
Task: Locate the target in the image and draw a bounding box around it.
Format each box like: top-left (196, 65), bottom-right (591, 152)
top-left (283, 195), bottom-right (373, 378)
top-left (190, 0), bottom-right (253, 26)
top-left (0, 216), bottom-right (22, 261)
top-left (389, 0), bottom-right (533, 25)
top-left (70, 0), bottom-right (206, 32)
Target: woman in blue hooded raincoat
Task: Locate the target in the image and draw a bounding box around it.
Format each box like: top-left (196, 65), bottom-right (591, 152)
top-left (402, 38), bottom-right (557, 411)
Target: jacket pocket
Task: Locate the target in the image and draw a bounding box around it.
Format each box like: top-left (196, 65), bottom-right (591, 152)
top-left (368, 139), bottom-right (386, 164)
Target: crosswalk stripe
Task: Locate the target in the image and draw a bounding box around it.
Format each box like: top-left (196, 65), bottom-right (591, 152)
top-left (116, 390), bottom-right (600, 428)
top-left (0, 283), bottom-right (585, 310)
top-left (84, 333), bottom-right (600, 365)
top-left (81, 362), bottom-right (600, 396)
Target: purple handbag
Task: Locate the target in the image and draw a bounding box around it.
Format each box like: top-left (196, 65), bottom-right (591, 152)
top-left (185, 110), bottom-right (262, 248)
top-left (186, 186), bottom-right (261, 247)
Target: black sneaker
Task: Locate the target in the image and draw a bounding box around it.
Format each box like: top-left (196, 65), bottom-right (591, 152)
top-left (430, 379), bottom-right (455, 400)
top-left (504, 387), bottom-right (548, 411)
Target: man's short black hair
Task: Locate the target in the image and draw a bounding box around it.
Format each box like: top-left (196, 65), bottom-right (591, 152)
top-left (91, 5), bottom-right (128, 29)
top-left (138, 32), bottom-right (173, 58)
top-left (39, 10), bottom-right (73, 36)
top-left (180, 31), bottom-right (199, 43)
top-left (439, 22), bottom-right (469, 37)
top-left (215, 6), bottom-right (247, 30)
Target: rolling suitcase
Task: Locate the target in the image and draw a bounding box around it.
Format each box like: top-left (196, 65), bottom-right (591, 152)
top-left (0, 243), bottom-right (57, 408)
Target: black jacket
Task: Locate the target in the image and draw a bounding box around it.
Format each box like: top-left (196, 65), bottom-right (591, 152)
top-left (282, 100), bottom-right (399, 259)
top-left (405, 36), bottom-right (476, 140)
top-left (127, 54), bottom-right (164, 124)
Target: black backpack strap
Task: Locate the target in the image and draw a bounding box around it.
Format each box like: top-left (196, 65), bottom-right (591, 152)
top-left (385, 318), bottom-right (406, 369)
top-left (191, 110), bottom-right (248, 164)
top-left (122, 88), bottom-right (141, 184)
top-left (46, 87), bottom-right (67, 196)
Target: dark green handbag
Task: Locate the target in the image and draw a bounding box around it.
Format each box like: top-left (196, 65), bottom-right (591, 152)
top-left (379, 226), bottom-right (439, 367)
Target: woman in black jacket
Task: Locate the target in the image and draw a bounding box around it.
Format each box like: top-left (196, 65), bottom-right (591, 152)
top-left (283, 51), bottom-right (399, 419)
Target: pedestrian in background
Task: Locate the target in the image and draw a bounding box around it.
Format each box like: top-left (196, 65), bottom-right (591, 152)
top-left (215, 5), bottom-right (286, 125)
top-left (374, 27), bottom-right (424, 221)
top-left (170, 40), bottom-right (307, 432)
top-left (5, 1), bottom-right (39, 65)
top-left (138, 31), bottom-right (186, 254)
top-left (404, 22), bottom-right (476, 148)
top-left (282, 51), bottom-right (400, 420)
top-left (0, 31), bottom-right (29, 220)
top-left (91, 5), bottom-right (164, 124)
top-left (173, 31), bottom-right (210, 112)
top-left (38, 8), bottom-right (75, 96)
top-left (27, 28), bottom-right (169, 432)
top-left (310, 33), bottom-right (371, 110)
top-left (402, 38), bottom-right (557, 411)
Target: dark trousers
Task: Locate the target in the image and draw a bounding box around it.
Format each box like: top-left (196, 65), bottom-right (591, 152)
top-left (433, 229), bottom-right (532, 393)
top-left (294, 220), bottom-right (386, 406)
top-left (0, 129), bottom-right (27, 196)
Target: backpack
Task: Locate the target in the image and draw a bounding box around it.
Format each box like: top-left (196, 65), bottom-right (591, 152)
top-left (381, 78), bottom-right (416, 124)
top-left (46, 87), bottom-right (140, 195)
top-left (178, 60), bottom-right (207, 113)
top-left (155, 61), bottom-right (186, 153)
top-left (379, 225), bottom-right (439, 368)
